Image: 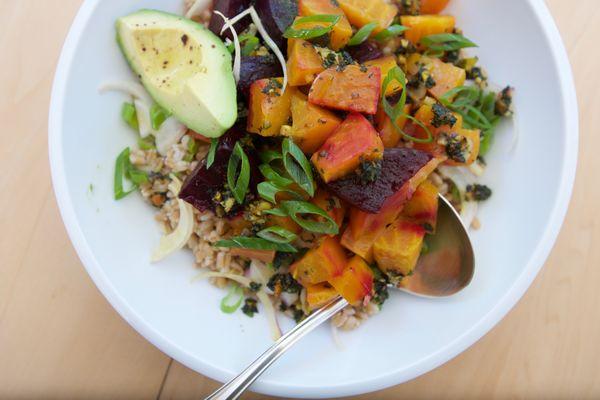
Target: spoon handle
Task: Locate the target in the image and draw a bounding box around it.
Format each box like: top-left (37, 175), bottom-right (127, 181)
top-left (205, 296), bottom-right (349, 400)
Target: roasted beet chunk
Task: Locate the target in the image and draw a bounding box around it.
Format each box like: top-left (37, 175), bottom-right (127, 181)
top-left (209, 0), bottom-right (253, 40)
top-left (238, 55), bottom-right (283, 98)
top-left (254, 0), bottom-right (298, 50)
top-left (346, 41), bottom-right (384, 64)
top-left (325, 148), bottom-right (434, 213)
top-left (179, 126), bottom-right (260, 214)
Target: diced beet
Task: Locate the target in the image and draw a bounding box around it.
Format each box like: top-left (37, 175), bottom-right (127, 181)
top-left (347, 41), bottom-right (384, 64)
top-left (325, 148), bottom-right (434, 213)
top-left (179, 126), bottom-right (261, 214)
top-left (209, 0), bottom-right (253, 40)
top-left (238, 55), bottom-right (283, 98)
top-left (254, 0), bottom-right (298, 50)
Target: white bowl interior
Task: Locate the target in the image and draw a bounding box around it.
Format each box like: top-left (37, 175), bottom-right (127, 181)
top-left (50, 0), bottom-right (577, 397)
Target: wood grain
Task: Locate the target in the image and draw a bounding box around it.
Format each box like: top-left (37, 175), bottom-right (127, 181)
top-left (0, 0), bottom-right (598, 398)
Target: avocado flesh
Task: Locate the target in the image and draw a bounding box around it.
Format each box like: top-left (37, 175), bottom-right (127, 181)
top-left (116, 10), bottom-right (237, 138)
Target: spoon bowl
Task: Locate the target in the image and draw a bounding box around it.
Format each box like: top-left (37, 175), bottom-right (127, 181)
top-left (400, 195), bottom-right (475, 297)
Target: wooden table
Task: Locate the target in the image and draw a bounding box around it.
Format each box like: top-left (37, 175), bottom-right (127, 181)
top-left (1, 1), bottom-right (598, 398)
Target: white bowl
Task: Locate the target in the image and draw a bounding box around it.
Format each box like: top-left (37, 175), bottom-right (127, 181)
top-left (49, 0), bottom-right (578, 398)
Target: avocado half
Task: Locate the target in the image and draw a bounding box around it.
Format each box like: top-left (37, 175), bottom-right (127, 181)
top-left (116, 10), bottom-right (238, 138)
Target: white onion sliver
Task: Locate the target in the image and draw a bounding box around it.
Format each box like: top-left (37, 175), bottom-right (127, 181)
top-left (257, 291), bottom-right (282, 340)
top-left (98, 80), bottom-right (153, 104)
top-left (133, 99), bottom-right (155, 138)
top-left (468, 161), bottom-right (485, 177)
top-left (185, 0), bottom-right (211, 19)
top-left (330, 324), bottom-right (345, 350)
top-left (168, 174), bottom-right (183, 195)
top-left (155, 117), bottom-right (187, 155)
top-left (461, 200), bottom-right (479, 230)
top-left (220, 8), bottom-right (253, 33)
top-left (151, 199), bottom-right (195, 262)
top-left (248, 7), bottom-right (288, 92)
top-left (215, 11), bottom-right (242, 82)
top-left (192, 272), bottom-right (282, 340)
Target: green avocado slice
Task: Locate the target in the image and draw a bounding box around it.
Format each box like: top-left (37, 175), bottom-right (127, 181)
top-left (116, 9), bottom-right (237, 138)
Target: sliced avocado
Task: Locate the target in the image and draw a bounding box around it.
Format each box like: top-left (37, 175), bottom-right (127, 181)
top-left (116, 10), bottom-right (237, 138)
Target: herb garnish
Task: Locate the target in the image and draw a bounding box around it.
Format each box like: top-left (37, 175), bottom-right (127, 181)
top-left (280, 200), bottom-right (339, 235)
top-left (284, 15), bottom-right (342, 40)
top-left (114, 147), bottom-right (149, 200)
top-left (282, 138), bottom-right (315, 196)
top-left (215, 237), bottom-right (297, 253)
top-left (382, 67), bottom-right (433, 143)
top-left (227, 142), bottom-right (250, 204)
top-left (347, 22), bottom-right (378, 46)
top-left (420, 33), bottom-right (477, 52)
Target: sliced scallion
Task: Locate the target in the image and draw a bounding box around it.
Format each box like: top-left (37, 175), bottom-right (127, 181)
top-left (382, 67), bottom-right (433, 143)
top-left (373, 24), bottom-right (408, 42)
top-left (220, 284), bottom-right (244, 314)
top-left (283, 15), bottom-right (341, 40)
top-left (259, 164), bottom-right (293, 187)
top-left (257, 181), bottom-right (303, 204)
top-left (114, 147), bottom-right (148, 200)
top-left (259, 150), bottom-right (283, 164)
top-left (215, 237), bottom-right (297, 253)
top-left (280, 201), bottom-right (339, 235)
top-left (206, 138), bottom-right (218, 169)
top-left (121, 102), bottom-right (138, 131)
top-left (184, 138), bottom-right (199, 162)
top-left (347, 22), bottom-right (378, 46)
top-left (137, 136), bottom-right (156, 151)
top-left (149, 103), bottom-right (172, 130)
top-left (257, 226), bottom-right (298, 244)
top-left (227, 142), bottom-right (251, 204)
top-left (282, 138), bottom-right (315, 197)
top-left (420, 33), bottom-right (477, 52)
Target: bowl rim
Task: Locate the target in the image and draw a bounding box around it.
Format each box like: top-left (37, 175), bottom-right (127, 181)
top-left (48, 0), bottom-right (579, 397)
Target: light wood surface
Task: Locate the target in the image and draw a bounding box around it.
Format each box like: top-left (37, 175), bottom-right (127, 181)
top-left (1, 0), bottom-right (598, 398)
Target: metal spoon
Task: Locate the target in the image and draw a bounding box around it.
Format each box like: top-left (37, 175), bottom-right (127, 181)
top-left (206, 195), bottom-right (474, 400)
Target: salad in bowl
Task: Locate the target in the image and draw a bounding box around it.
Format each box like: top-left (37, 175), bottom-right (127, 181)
top-left (103, 0), bottom-right (513, 339)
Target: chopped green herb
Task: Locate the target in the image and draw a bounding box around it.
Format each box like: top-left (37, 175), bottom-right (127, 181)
top-left (465, 184), bottom-right (492, 201)
top-left (267, 273), bottom-right (302, 294)
top-left (370, 265), bottom-right (390, 307)
top-left (356, 158), bottom-right (382, 184)
top-left (242, 298), bottom-right (259, 317)
top-left (249, 282), bottom-right (262, 292)
top-left (431, 103), bottom-right (457, 128)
